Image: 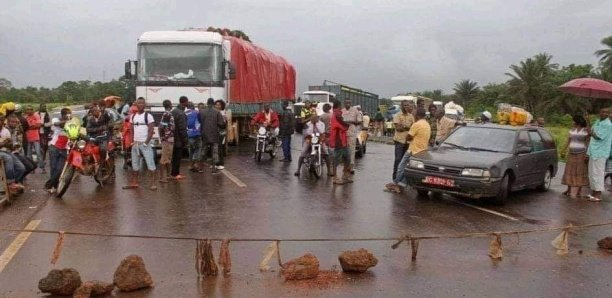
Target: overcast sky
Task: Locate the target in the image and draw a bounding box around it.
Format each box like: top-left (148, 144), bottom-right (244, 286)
top-left (1, 0), bottom-right (611, 97)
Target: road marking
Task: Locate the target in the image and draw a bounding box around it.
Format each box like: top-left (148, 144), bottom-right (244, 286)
top-left (221, 169), bottom-right (247, 188)
top-left (0, 219), bottom-right (41, 273)
top-left (444, 198), bottom-right (519, 221)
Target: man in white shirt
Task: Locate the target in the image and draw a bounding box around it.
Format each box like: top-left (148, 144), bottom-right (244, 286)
top-left (123, 97), bottom-right (157, 190)
top-left (294, 115), bottom-right (327, 176)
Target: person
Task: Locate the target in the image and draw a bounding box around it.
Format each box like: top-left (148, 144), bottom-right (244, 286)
top-left (158, 100), bottom-right (175, 183)
top-left (374, 107), bottom-right (385, 137)
top-left (170, 96), bottom-right (188, 180)
top-left (14, 104), bottom-right (29, 154)
top-left (385, 108), bottom-right (431, 193)
top-left (392, 100), bottom-right (415, 180)
top-left (561, 115), bottom-right (589, 199)
top-left (436, 110), bottom-right (458, 143)
top-left (85, 103), bottom-right (112, 167)
top-left (37, 103), bottom-right (51, 165)
top-left (0, 115), bottom-right (26, 193)
top-left (301, 101), bottom-right (314, 126)
top-left (200, 98), bottom-right (226, 172)
top-left (44, 108), bottom-right (71, 193)
top-left (214, 100), bottom-right (228, 167)
top-left (251, 103), bottom-right (280, 138)
top-left (185, 102), bottom-right (202, 172)
top-left (121, 104), bottom-right (139, 169)
top-left (480, 111), bottom-right (492, 124)
top-left (294, 114), bottom-right (326, 176)
top-left (329, 100), bottom-right (351, 184)
top-left (427, 105), bottom-right (439, 146)
top-left (278, 101), bottom-right (295, 162)
top-left (6, 114), bottom-right (36, 183)
top-left (341, 99), bottom-right (362, 171)
top-left (197, 102), bottom-right (206, 111)
top-left (24, 105), bottom-right (45, 173)
top-left (319, 104), bottom-right (332, 135)
top-left (123, 97), bottom-right (157, 190)
top-left (537, 117), bottom-right (545, 127)
top-left (362, 111), bottom-right (371, 132)
top-left (586, 108), bottom-right (612, 202)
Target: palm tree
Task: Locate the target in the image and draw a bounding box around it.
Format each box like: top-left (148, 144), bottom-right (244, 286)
top-left (594, 36), bottom-right (612, 71)
top-left (453, 79), bottom-right (479, 106)
top-left (505, 53), bottom-right (557, 113)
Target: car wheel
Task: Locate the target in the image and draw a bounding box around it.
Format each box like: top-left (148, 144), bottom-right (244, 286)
top-left (492, 174), bottom-right (510, 205)
top-left (537, 169), bottom-right (552, 192)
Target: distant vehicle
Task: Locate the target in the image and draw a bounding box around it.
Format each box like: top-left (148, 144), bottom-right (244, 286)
top-left (403, 124), bottom-right (558, 204)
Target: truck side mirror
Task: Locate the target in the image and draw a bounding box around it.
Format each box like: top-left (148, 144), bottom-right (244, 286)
top-left (124, 61), bottom-right (132, 79)
top-left (228, 61), bottom-right (236, 80)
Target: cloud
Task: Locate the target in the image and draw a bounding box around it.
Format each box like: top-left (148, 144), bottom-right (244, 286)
top-left (0, 0), bottom-right (610, 98)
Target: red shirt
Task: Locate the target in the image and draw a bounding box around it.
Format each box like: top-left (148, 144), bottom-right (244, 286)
top-left (25, 114), bottom-right (41, 142)
top-left (251, 110), bottom-right (279, 128)
top-left (329, 108), bottom-right (348, 148)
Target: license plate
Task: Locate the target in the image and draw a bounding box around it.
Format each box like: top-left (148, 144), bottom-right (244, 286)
top-left (423, 176), bottom-right (455, 187)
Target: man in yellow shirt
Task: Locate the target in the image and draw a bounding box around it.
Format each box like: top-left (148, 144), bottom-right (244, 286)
top-left (386, 108), bottom-right (431, 193)
top-left (392, 100), bottom-right (415, 180)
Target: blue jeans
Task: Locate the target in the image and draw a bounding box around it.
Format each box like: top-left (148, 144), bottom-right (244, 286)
top-left (27, 141), bottom-right (45, 169)
top-left (281, 135), bottom-right (292, 160)
top-left (188, 137), bottom-right (202, 161)
top-left (46, 145), bottom-right (67, 189)
top-left (393, 141), bottom-right (407, 180)
top-left (0, 151), bottom-right (25, 183)
top-left (393, 152), bottom-right (411, 187)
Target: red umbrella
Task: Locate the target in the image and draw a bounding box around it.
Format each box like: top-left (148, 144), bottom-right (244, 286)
top-left (559, 78), bottom-right (612, 99)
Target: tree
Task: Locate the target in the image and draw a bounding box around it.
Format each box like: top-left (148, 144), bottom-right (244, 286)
top-left (0, 78), bottom-right (12, 90)
top-left (594, 36), bottom-right (612, 72)
top-left (505, 53), bottom-right (557, 113)
top-left (453, 79), bottom-right (479, 106)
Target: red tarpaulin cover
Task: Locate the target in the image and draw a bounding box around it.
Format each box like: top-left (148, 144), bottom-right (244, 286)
top-left (227, 37), bottom-right (296, 103)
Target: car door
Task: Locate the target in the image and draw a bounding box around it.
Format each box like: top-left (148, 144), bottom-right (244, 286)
top-left (514, 130), bottom-right (535, 189)
top-left (527, 130), bottom-right (547, 186)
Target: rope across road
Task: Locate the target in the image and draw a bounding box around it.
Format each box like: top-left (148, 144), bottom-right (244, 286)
top-left (1, 221), bottom-right (611, 243)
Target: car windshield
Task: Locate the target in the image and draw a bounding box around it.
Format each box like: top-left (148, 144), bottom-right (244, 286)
top-left (441, 126), bottom-right (515, 153)
top-left (137, 43), bottom-right (223, 83)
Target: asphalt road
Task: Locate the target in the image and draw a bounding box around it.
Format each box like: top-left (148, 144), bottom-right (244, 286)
top-left (0, 136), bottom-right (611, 297)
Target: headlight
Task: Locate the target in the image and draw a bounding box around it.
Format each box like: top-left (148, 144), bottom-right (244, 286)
top-left (258, 127), bottom-right (267, 135)
top-left (312, 136), bottom-right (319, 144)
top-left (409, 160), bottom-right (424, 169)
top-left (462, 168), bottom-right (491, 177)
top-left (77, 140), bottom-right (86, 150)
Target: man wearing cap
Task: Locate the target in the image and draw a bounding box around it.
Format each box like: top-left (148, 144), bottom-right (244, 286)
top-left (480, 111), bottom-right (492, 124)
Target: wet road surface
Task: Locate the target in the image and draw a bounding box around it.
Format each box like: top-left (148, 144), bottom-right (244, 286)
top-left (1, 136), bottom-right (611, 297)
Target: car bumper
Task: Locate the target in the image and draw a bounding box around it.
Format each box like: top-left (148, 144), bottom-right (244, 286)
top-left (404, 169), bottom-right (502, 199)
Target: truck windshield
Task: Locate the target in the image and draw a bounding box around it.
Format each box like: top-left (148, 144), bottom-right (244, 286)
top-left (305, 94), bottom-right (329, 103)
top-left (138, 43), bottom-right (223, 84)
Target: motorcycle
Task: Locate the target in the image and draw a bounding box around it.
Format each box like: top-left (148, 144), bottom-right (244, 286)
top-left (55, 134), bottom-right (117, 198)
top-left (302, 132), bottom-right (323, 178)
top-left (254, 125), bottom-right (277, 162)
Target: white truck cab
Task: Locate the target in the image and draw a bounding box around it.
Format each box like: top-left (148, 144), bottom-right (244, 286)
top-left (297, 90), bottom-right (336, 116)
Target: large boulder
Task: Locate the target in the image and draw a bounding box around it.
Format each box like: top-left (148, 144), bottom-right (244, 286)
top-left (281, 253), bottom-right (319, 280)
top-left (338, 249), bottom-right (378, 273)
top-left (38, 268), bottom-right (82, 296)
top-left (113, 255), bottom-right (154, 291)
top-left (74, 280), bottom-right (115, 297)
top-left (597, 237), bottom-right (612, 250)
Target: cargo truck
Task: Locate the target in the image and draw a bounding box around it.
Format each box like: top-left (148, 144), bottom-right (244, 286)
top-left (124, 29), bottom-right (296, 147)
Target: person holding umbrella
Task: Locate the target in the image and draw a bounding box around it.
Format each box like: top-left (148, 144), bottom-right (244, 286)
top-left (586, 108), bottom-right (612, 202)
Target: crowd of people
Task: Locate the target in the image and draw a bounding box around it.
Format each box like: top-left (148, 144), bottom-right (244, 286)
top-left (1, 96), bottom-right (610, 201)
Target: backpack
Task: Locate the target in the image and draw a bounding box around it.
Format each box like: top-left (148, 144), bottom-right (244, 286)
top-left (131, 112), bottom-right (152, 125)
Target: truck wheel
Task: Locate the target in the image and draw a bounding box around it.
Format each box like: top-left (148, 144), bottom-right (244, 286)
top-left (492, 174), bottom-right (510, 205)
top-left (56, 164), bottom-right (75, 199)
top-left (537, 168), bottom-right (552, 192)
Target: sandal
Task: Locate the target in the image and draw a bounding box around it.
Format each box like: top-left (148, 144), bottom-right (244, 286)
top-left (586, 195), bottom-right (602, 202)
top-left (562, 191), bottom-right (570, 197)
top-left (150, 185), bottom-right (158, 191)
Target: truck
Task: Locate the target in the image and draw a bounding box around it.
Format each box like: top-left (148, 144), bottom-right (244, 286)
top-left (124, 29), bottom-right (296, 146)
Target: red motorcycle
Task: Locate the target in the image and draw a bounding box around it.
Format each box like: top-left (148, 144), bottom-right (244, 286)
top-left (56, 135), bottom-right (117, 198)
